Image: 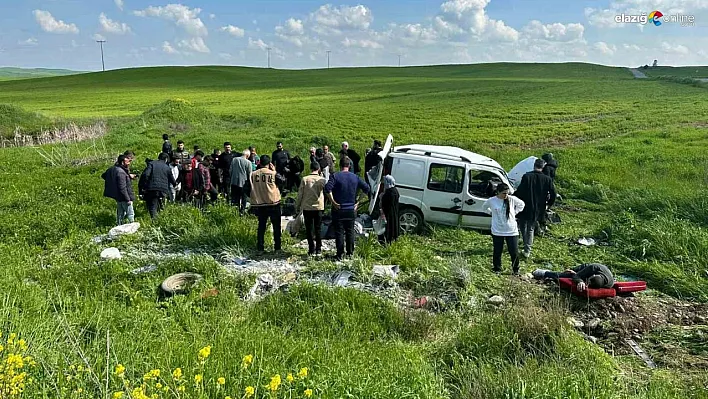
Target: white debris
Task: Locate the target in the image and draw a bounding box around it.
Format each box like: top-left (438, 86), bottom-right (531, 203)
top-left (92, 235), bottom-right (108, 244)
top-left (294, 239), bottom-right (336, 252)
top-left (223, 257), bottom-right (300, 275)
top-left (130, 265), bottom-right (157, 275)
top-left (100, 247), bottom-right (122, 260)
top-left (487, 295), bottom-right (505, 305)
top-left (247, 274), bottom-right (275, 301)
top-left (108, 222), bottom-right (141, 239)
top-left (567, 317), bottom-right (584, 329)
top-left (372, 265), bottom-right (400, 280)
top-left (578, 237), bottom-right (597, 246)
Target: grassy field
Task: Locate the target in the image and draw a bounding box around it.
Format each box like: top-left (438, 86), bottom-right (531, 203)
top-left (0, 63), bottom-right (706, 398)
top-left (0, 67), bottom-right (84, 80)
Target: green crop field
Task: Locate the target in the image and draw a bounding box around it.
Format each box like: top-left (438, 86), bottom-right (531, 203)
top-left (0, 63), bottom-right (706, 399)
top-left (0, 67), bottom-right (84, 80)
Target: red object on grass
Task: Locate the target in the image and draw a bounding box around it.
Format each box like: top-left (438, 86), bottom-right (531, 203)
top-left (557, 278), bottom-right (647, 298)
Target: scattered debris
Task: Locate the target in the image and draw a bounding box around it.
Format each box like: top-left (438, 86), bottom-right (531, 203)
top-left (285, 213), bottom-right (304, 237)
top-left (294, 239), bottom-right (336, 252)
top-left (372, 265), bottom-right (400, 280)
top-left (577, 237), bottom-right (597, 246)
top-left (587, 318), bottom-right (602, 330)
top-left (247, 274), bottom-right (276, 301)
top-left (222, 256), bottom-right (300, 275)
top-left (201, 288), bottom-right (219, 299)
top-left (567, 317), bottom-right (585, 329)
top-left (487, 295), bottom-right (505, 306)
top-left (332, 271), bottom-right (354, 287)
top-left (130, 264), bottom-right (157, 275)
top-left (100, 247), bottom-right (122, 260)
top-left (109, 222), bottom-right (141, 239)
top-left (92, 235), bottom-right (108, 244)
top-left (626, 339), bottom-right (657, 369)
top-left (584, 334), bottom-right (599, 345)
top-left (160, 272), bottom-right (203, 296)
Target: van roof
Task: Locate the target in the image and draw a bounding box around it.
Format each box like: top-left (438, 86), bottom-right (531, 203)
top-left (392, 144), bottom-right (504, 170)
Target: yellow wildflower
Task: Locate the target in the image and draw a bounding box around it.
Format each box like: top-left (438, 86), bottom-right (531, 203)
top-left (115, 364), bottom-right (126, 378)
top-left (163, 386), bottom-right (169, 393)
top-left (226, 397), bottom-right (233, 399)
top-left (305, 388), bottom-right (313, 397)
top-left (76, 364), bottom-right (84, 372)
top-left (245, 386), bottom-right (255, 398)
top-left (286, 373), bottom-right (295, 383)
top-left (194, 374), bottom-right (203, 384)
top-left (177, 385), bottom-right (186, 393)
top-left (172, 368), bottom-right (183, 380)
top-left (0, 343), bottom-right (4, 352)
top-left (267, 374), bottom-right (282, 392)
top-left (18, 339), bottom-right (27, 351)
top-left (112, 392), bottom-right (124, 399)
top-left (241, 354), bottom-right (254, 369)
top-left (298, 367), bottom-right (308, 379)
top-left (155, 383), bottom-right (163, 389)
top-left (217, 377), bottom-right (226, 386)
top-left (198, 345), bottom-right (212, 363)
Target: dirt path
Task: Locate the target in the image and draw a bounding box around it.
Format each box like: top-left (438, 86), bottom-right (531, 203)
top-left (629, 68), bottom-right (648, 79)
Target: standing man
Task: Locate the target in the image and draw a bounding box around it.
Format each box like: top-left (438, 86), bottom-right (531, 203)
top-left (248, 146), bottom-right (259, 167)
top-left (169, 155), bottom-right (182, 202)
top-left (541, 153), bottom-right (558, 182)
top-left (325, 157), bottom-right (370, 261)
top-left (141, 153), bottom-right (177, 219)
top-left (102, 155), bottom-right (135, 225)
top-left (173, 141), bottom-right (190, 165)
top-left (200, 155), bottom-right (219, 204)
top-left (219, 142), bottom-right (236, 201)
top-left (272, 142), bottom-right (290, 193)
top-left (364, 139), bottom-right (383, 189)
top-left (296, 162), bottom-right (327, 256)
top-left (514, 158), bottom-right (556, 259)
top-left (341, 142), bottom-right (361, 175)
top-left (230, 149), bottom-right (253, 215)
top-left (161, 134), bottom-right (172, 157)
top-left (250, 155), bottom-right (282, 255)
top-left (210, 148), bottom-right (222, 197)
top-left (323, 145), bottom-right (336, 171)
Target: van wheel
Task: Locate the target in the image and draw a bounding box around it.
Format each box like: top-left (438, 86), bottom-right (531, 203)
top-left (399, 207), bottom-right (423, 235)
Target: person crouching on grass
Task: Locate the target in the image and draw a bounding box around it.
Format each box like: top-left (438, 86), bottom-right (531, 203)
top-left (482, 183), bottom-right (525, 275)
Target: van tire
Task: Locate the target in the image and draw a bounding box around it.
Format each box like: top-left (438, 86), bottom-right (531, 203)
top-left (399, 207), bottom-right (424, 235)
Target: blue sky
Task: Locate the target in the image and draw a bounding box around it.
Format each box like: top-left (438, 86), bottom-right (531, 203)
top-left (1, 0), bottom-right (707, 70)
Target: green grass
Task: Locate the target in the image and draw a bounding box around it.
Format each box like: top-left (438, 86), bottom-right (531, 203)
top-left (0, 67), bottom-right (84, 80)
top-left (0, 63), bottom-right (707, 398)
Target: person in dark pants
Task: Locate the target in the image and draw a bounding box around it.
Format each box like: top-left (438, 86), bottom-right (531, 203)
top-left (250, 155), bottom-right (283, 254)
top-left (296, 162), bottom-right (326, 256)
top-left (101, 154), bottom-right (135, 225)
top-left (141, 152), bottom-right (177, 219)
top-left (364, 140), bottom-right (383, 186)
top-left (325, 157), bottom-right (370, 261)
top-left (219, 142), bottom-right (236, 201)
top-left (380, 175), bottom-right (400, 244)
top-left (230, 149), bottom-right (253, 215)
top-left (482, 183), bottom-right (525, 275)
top-left (533, 263), bottom-right (614, 292)
top-left (513, 158), bottom-right (556, 259)
top-left (341, 141), bottom-right (361, 175)
top-left (271, 142), bottom-right (290, 193)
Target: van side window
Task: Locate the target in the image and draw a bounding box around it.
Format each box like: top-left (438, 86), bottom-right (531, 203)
top-left (427, 164), bottom-right (464, 193)
top-left (468, 169), bottom-right (503, 198)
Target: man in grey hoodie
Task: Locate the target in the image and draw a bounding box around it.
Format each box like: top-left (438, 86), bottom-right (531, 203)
top-left (230, 149), bottom-right (253, 215)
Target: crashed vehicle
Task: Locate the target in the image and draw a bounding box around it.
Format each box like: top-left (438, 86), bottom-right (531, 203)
top-left (368, 135), bottom-right (535, 234)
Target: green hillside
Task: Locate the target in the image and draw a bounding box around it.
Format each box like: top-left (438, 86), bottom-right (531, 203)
top-left (0, 63), bottom-right (707, 398)
top-left (0, 66), bottom-right (84, 80)
top-left (642, 66), bottom-right (708, 78)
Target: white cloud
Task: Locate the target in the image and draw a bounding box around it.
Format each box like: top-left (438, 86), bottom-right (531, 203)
top-left (18, 38), bottom-right (38, 46)
top-left (437, 0), bottom-right (519, 40)
top-left (71, 40), bottom-right (79, 48)
top-left (248, 37), bottom-right (268, 50)
top-left (623, 43), bottom-right (642, 51)
top-left (134, 4), bottom-right (207, 37)
top-left (177, 37), bottom-right (210, 53)
top-left (277, 18), bottom-right (305, 35)
top-left (593, 41), bottom-right (617, 55)
top-left (33, 10), bottom-right (79, 34)
top-left (441, 0), bottom-right (490, 18)
top-left (93, 33), bottom-right (107, 41)
top-left (219, 52), bottom-right (233, 60)
top-left (162, 41), bottom-right (178, 54)
top-left (221, 25), bottom-right (245, 37)
top-left (312, 4), bottom-right (373, 31)
top-left (99, 13), bottom-right (131, 35)
top-left (584, 7), bottom-right (624, 28)
top-left (210, 14), bottom-right (216, 19)
top-left (342, 37), bottom-right (383, 49)
top-left (661, 41), bottom-right (689, 54)
top-left (115, 0), bottom-right (124, 11)
top-left (523, 21), bottom-right (584, 42)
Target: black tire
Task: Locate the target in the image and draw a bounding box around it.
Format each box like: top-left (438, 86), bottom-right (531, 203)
top-left (399, 207), bottom-right (424, 235)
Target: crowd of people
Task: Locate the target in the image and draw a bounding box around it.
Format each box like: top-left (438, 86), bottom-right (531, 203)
top-left (101, 137), bottom-right (394, 261)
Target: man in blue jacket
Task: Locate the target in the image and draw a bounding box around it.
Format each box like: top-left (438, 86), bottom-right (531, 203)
top-left (325, 157), bottom-right (370, 261)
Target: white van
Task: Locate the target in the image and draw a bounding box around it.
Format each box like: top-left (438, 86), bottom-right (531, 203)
top-left (368, 135), bottom-right (527, 234)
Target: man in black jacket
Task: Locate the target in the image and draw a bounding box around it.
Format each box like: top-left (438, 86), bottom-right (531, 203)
top-left (161, 134), bottom-right (172, 157)
top-left (541, 153), bottom-right (558, 181)
top-left (271, 142), bottom-right (290, 192)
top-left (218, 142), bottom-right (236, 201)
top-left (533, 263), bottom-right (614, 292)
top-left (364, 140), bottom-right (382, 189)
top-left (341, 141), bottom-right (361, 175)
top-left (514, 158), bottom-right (556, 259)
top-left (102, 155), bottom-right (135, 225)
top-left (140, 152), bottom-right (177, 219)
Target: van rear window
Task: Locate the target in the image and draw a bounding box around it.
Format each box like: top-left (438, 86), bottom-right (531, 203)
top-left (427, 164), bottom-right (464, 193)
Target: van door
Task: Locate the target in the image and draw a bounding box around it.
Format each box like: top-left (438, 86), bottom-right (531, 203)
top-left (422, 161), bottom-right (467, 226)
top-left (460, 167), bottom-right (503, 229)
top-left (368, 134), bottom-right (394, 214)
